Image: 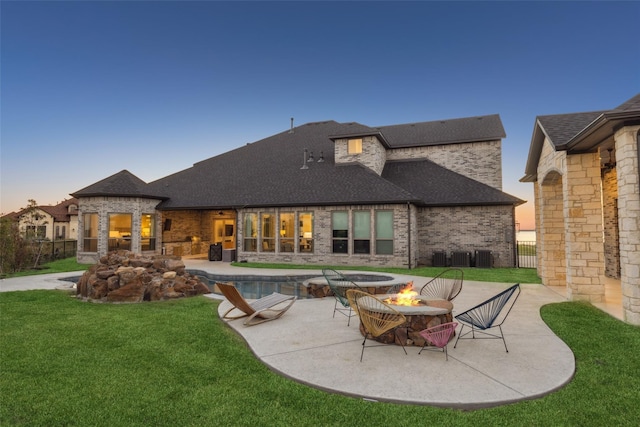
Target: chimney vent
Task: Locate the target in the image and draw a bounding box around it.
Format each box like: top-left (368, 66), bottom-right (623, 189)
top-left (289, 117), bottom-right (294, 133)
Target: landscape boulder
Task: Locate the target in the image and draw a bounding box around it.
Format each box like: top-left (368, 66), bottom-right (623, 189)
top-left (76, 250), bottom-right (210, 303)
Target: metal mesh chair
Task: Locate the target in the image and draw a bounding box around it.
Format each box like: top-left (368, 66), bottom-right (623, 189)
top-left (453, 284), bottom-right (520, 352)
top-left (418, 322), bottom-right (458, 360)
top-left (419, 268), bottom-right (464, 301)
top-left (346, 289), bottom-right (408, 362)
top-left (322, 269), bottom-right (363, 326)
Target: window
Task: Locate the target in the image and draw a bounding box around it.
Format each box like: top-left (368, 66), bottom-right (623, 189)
top-left (353, 211), bottom-right (371, 254)
top-left (298, 212), bottom-right (314, 253)
top-left (280, 212), bottom-right (294, 252)
top-left (348, 138), bottom-right (362, 154)
top-left (332, 211), bottom-right (348, 253)
top-left (108, 213), bottom-right (132, 251)
top-left (25, 225), bottom-right (46, 240)
top-left (83, 213), bottom-right (98, 252)
top-left (141, 214), bottom-right (156, 251)
top-left (243, 213), bottom-right (257, 252)
top-left (375, 211), bottom-right (394, 255)
top-left (261, 213), bottom-right (275, 252)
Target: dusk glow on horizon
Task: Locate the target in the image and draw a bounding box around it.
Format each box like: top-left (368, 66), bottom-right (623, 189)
top-left (2, 2), bottom-right (639, 232)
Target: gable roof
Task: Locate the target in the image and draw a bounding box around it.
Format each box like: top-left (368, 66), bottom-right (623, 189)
top-left (522, 94), bottom-right (640, 182)
top-left (2, 198), bottom-right (79, 222)
top-left (71, 170), bottom-right (167, 200)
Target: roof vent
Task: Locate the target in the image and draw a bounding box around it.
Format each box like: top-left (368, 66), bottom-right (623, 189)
top-left (289, 117), bottom-right (294, 133)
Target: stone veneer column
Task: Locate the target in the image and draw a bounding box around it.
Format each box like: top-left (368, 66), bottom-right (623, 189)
top-left (563, 152), bottom-right (605, 302)
top-left (538, 173), bottom-right (566, 287)
top-left (615, 126), bottom-right (640, 325)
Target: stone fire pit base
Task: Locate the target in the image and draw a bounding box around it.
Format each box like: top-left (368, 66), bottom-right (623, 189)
top-left (358, 299), bottom-right (454, 347)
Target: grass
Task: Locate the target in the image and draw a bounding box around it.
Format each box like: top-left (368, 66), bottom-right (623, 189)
top-left (3, 257), bottom-right (91, 278)
top-left (232, 262), bottom-right (542, 284)
top-left (1, 291), bottom-right (638, 426)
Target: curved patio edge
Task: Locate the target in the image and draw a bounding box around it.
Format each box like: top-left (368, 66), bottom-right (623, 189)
top-left (211, 274), bottom-right (575, 409)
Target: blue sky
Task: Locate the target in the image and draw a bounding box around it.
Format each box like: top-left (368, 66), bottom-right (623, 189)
top-left (2, 1), bottom-right (639, 229)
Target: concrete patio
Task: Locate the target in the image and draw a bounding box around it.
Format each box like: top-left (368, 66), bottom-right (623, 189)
top-left (1, 259), bottom-right (605, 409)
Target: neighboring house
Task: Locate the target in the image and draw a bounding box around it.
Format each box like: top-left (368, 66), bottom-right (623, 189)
top-left (72, 115), bottom-right (523, 269)
top-left (521, 93), bottom-right (640, 326)
top-left (2, 198), bottom-right (79, 241)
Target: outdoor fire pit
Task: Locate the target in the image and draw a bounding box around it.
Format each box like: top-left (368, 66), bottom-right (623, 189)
top-left (357, 284), bottom-right (454, 347)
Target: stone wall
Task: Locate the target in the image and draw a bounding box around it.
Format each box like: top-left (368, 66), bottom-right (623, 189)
top-left (615, 126), bottom-right (640, 325)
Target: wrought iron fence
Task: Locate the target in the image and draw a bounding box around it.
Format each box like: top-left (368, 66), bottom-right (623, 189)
top-left (40, 240), bottom-right (77, 263)
top-left (516, 241), bottom-right (537, 268)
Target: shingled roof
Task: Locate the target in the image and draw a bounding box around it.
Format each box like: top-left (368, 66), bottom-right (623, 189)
top-left (142, 118), bottom-right (520, 210)
top-left (522, 94), bottom-right (640, 181)
top-left (72, 170), bottom-right (167, 200)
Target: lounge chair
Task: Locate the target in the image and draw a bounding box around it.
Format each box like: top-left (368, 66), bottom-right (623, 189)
top-left (216, 282), bottom-right (296, 326)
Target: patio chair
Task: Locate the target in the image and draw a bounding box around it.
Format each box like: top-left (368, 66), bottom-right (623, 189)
top-left (419, 268), bottom-right (464, 301)
top-left (322, 268), bottom-right (363, 326)
top-left (418, 322), bottom-right (458, 361)
top-left (346, 289), bottom-right (408, 362)
top-left (453, 284), bottom-right (521, 352)
top-left (216, 282), bottom-right (296, 326)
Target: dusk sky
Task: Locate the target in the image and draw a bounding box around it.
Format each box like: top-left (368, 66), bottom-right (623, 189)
top-left (2, 1), bottom-right (639, 230)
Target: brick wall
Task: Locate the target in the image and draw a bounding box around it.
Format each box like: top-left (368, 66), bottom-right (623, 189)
top-left (417, 205), bottom-right (516, 267)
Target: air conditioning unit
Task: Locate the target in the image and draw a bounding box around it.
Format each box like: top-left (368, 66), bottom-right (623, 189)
top-left (475, 250), bottom-right (493, 268)
top-left (451, 251), bottom-right (471, 267)
top-left (432, 251), bottom-right (447, 267)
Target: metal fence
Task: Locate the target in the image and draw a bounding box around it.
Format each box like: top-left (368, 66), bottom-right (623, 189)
top-left (516, 241), bottom-right (537, 268)
top-left (40, 240), bottom-right (77, 263)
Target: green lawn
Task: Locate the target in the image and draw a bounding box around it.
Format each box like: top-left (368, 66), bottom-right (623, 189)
top-left (2, 257), bottom-right (91, 278)
top-left (232, 262), bottom-right (542, 284)
top-left (1, 291), bottom-right (638, 426)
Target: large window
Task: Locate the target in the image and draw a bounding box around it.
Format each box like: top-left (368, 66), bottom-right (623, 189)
top-left (280, 212), bottom-right (294, 252)
top-left (261, 213), bottom-right (275, 252)
top-left (298, 212), bottom-right (314, 253)
top-left (108, 213), bottom-right (132, 251)
top-left (83, 213), bottom-right (98, 252)
top-left (243, 213), bottom-right (257, 252)
top-left (141, 213), bottom-right (156, 251)
top-left (353, 211), bottom-right (371, 254)
top-left (375, 211), bottom-right (394, 255)
top-left (332, 211), bottom-right (348, 253)
top-left (348, 138), bottom-right (362, 154)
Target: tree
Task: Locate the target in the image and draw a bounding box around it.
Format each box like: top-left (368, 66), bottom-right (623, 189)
top-left (20, 199), bottom-right (49, 269)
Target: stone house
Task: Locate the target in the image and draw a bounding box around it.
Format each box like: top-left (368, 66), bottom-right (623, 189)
top-left (521, 94), bottom-right (640, 325)
top-left (3, 198), bottom-right (79, 241)
top-left (72, 115), bottom-right (523, 268)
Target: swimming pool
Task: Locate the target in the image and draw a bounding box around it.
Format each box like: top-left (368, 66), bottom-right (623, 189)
top-left (189, 270), bottom-right (393, 299)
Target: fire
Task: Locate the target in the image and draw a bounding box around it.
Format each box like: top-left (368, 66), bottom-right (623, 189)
top-left (384, 282), bottom-right (419, 306)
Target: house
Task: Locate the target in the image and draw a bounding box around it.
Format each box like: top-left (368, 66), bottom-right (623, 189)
top-left (3, 198), bottom-right (79, 241)
top-left (521, 93), bottom-right (640, 326)
top-left (72, 115), bottom-right (523, 269)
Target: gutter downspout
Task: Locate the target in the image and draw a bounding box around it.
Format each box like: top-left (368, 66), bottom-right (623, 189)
top-left (407, 203), bottom-right (412, 270)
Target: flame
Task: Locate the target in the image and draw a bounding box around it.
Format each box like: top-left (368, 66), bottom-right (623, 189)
top-left (384, 281), bottom-right (419, 306)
